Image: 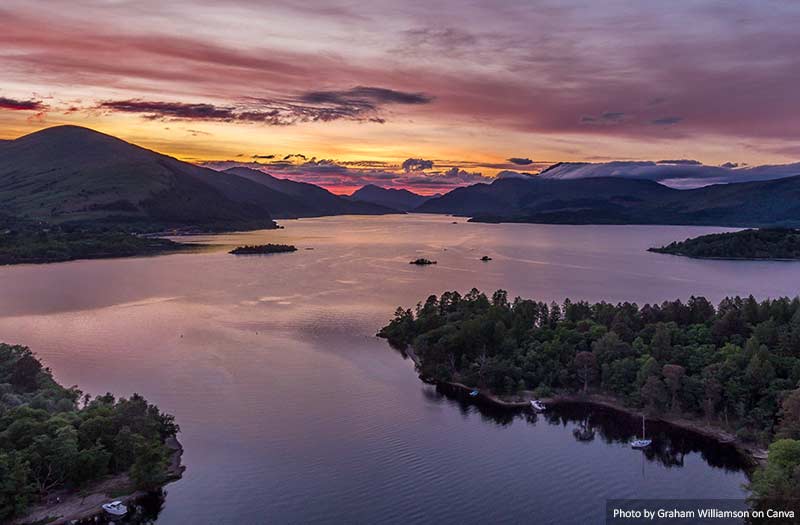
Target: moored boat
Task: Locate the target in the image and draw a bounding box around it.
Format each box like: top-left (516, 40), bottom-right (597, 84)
top-left (630, 415), bottom-right (652, 448)
top-left (530, 400), bottom-right (547, 412)
top-left (102, 500), bottom-right (128, 516)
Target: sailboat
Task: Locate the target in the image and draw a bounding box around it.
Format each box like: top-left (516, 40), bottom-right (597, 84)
top-left (630, 415), bottom-right (652, 448)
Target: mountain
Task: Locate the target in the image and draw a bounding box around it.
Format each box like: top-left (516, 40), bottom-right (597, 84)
top-left (416, 175), bottom-right (800, 227)
top-left (0, 126), bottom-right (277, 231)
top-left (349, 184), bottom-right (433, 211)
top-left (223, 167), bottom-right (398, 217)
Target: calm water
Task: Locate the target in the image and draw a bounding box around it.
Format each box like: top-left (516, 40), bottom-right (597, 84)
top-left (3, 214), bottom-right (799, 524)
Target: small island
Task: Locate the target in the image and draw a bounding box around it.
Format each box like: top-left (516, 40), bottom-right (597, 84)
top-left (409, 258), bottom-right (436, 265)
top-left (379, 289), bottom-right (800, 503)
top-left (480, 256), bottom-right (492, 261)
top-left (649, 228), bottom-right (800, 260)
top-left (0, 343), bottom-right (183, 524)
top-left (229, 243), bottom-right (297, 255)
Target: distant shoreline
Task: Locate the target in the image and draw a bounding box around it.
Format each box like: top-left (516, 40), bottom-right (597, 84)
top-left (14, 437), bottom-right (185, 525)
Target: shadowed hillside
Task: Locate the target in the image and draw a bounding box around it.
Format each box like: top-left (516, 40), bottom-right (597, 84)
top-left (416, 175), bottom-right (800, 227)
top-left (223, 167), bottom-right (398, 217)
top-left (0, 126), bottom-right (277, 232)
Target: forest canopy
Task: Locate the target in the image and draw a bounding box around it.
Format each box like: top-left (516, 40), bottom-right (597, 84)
top-left (380, 289), bottom-right (800, 503)
top-left (380, 290), bottom-right (800, 444)
top-left (649, 228), bottom-right (800, 260)
top-left (0, 343), bottom-right (179, 521)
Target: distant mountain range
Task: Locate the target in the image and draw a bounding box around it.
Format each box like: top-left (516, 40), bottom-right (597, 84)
top-left (223, 167), bottom-right (395, 218)
top-left (349, 184), bottom-right (436, 211)
top-left (4, 125), bottom-right (799, 231)
top-left (417, 175), bottom-right (800, 227)
top-left (0, 126), bottom-right (398, 232)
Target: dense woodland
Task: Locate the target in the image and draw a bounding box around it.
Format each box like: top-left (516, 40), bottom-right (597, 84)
top-left (0, 344), bottom-right (179, 521)
top-left (380, 289), bottom-right (800, 499)
top-left (650, 228), bottom-right (800, 260)
top-left (0, 217), bottom-right (186, 265)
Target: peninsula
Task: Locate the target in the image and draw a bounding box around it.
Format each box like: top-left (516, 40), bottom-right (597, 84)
top-left (649, 228), bottom-right (800, 260)
top-left (379, 289), bottom-right (800, 502)
top-left (0, 343), bottom-right (183, 524)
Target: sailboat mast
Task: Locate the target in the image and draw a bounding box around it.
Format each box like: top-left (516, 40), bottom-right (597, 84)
top-left (642, 415), bottom-right (645, 439)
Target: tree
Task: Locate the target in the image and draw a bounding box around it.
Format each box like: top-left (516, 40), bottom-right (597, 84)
top-left (749, 439), bottom-right (800, 499)
top-left (702, 373), bottom-right (723, 423)
top-left (9, 351), bottom-right (42, 392)
top-left (0, 452), bottom-right (32, 521)
top-left (574, 351), bottom-right (596, 393)
top-left (650, 323), bottom-right (672, 361)
top-left (662, 364), bottom-right (686, 413)
top-left (776, 389), bottom-right (800, 440)
top-left (592, 332), bottom-right (632, 365)
top-left (640, 376), bottom-right (668, 412)
top-left (130, 439), bottom-right (169, 490)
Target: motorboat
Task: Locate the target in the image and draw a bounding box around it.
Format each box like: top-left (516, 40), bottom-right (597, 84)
top-left (469, 389), bottom-right (479, 397)
top-left (530, 400), bottom-right (547, 412)
top-left (102, 501), bottom-right (128, 516)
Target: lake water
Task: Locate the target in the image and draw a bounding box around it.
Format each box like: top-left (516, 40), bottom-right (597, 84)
top-left (2, 214), bottom-right (798, 524)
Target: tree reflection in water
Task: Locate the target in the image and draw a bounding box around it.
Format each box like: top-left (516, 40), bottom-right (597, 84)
top-left (427, 382), bottom-right (749, 474)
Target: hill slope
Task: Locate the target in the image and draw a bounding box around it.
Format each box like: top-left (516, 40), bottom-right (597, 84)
top-left (0, 126), bottom-right (277, 231)
top-left (223, 167), bottom-right (398, 217)
top-left (350, 184), bottom-right (432, 211)
top-left (417, 175), bottom-right (800, 227)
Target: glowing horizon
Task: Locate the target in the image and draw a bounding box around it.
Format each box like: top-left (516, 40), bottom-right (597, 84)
top-left (1, 1), bottom-right (798, 193)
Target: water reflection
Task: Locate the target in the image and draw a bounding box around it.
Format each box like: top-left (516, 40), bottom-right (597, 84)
top-left (430, 383), bottom-right (749, 473)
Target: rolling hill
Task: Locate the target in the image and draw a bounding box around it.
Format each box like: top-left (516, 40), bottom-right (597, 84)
top-left (0, 126), bottom-right (399, 232)
top-left (0, 126), bottom-right (278, 231)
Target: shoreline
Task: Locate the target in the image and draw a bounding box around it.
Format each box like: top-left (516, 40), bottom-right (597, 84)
top-left (14, 436), bottom-right (185, 525)
top-left (647, 249), bottom-right (800, 262)
top-left (402, 346), bottom-right (767, 467)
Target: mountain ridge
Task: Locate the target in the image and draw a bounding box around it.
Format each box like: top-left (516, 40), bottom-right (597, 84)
top-left (349, 184), bottom-right (433, 211)
top-left (416, 174), bottom-right (800, 227)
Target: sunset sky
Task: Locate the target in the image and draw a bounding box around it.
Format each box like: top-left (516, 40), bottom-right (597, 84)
top-left (1, 0), bottom-right (798, 193)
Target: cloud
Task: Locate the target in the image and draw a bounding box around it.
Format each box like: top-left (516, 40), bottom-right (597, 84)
top-left (508, 157), bottom-right (533, 165)
top-left (203, 155), bottom-right (492, 194)
top-left (0, 96), bottom-right (46, 111)
top-left (657, 159), bottom-right (702, 165)
top-left (300, 86), bottom-right (432, 106)
top-left (538, 160), bottom-right (800, 188)
top-left (402, 158), bottom-right (434, 172)
top-left (496, 170), bottom-right (535, 179)
top-left (581, 112), bottom-right (627, 125)
top-left (252, 154), bottom-right (275, 159)
top-left (651, 116), bottom-right (683, 125)
top-left (97, 85), bottom-right (433, 125)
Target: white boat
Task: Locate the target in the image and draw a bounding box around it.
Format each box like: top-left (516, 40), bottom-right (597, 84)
top-left (102, 501), bottom-right (128, 516)
top-left (530, 400), bottom-right (547, 412)
top-left (631, 415), bottom-right (652, 449)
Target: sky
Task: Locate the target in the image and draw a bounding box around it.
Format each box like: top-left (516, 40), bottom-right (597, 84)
top-left (1, 0), bottom-right (799, 194)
